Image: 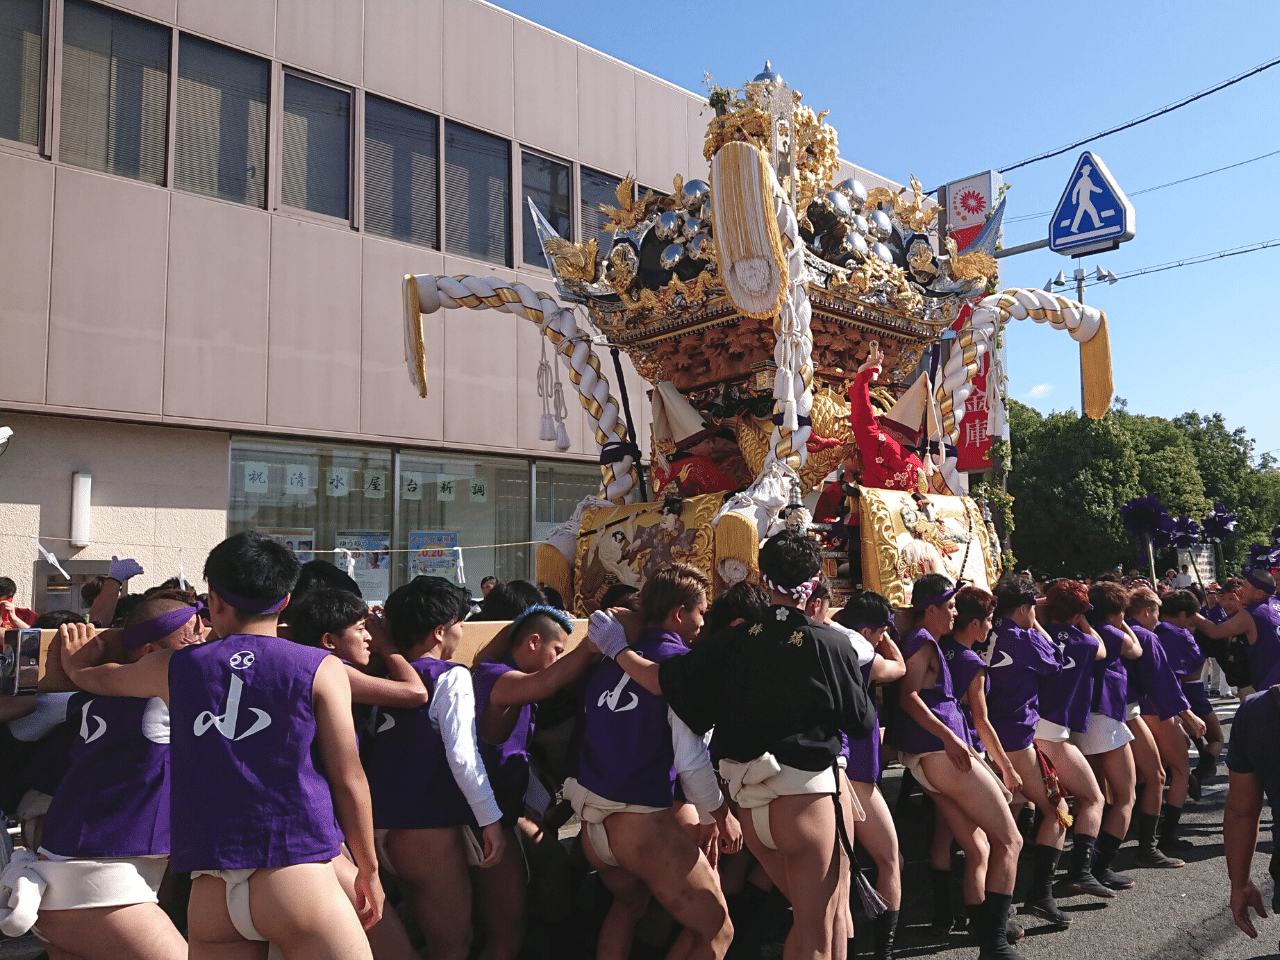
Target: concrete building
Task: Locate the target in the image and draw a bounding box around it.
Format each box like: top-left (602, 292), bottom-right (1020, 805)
top-left (0, 0), bottom-right (902, 609)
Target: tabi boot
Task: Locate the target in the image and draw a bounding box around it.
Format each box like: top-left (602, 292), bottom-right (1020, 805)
top-left (1158, 802), bottom-right (1193, 852)
top-left (977, 892), bottom-right (1025, 960)
top-left (1023, 844), bottom-right (1071, 927)
top-left (872, 909), bottom-right (899, 960)
top-left (1135, 811), bottom-right (1185, 868)
top-left (1091, 831), bottom-right (1136, 890)
top-left (1065, 833), bottom-right (1114, 899)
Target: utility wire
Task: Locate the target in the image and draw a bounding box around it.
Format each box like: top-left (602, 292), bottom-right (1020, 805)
top-left (1005, 148), bottom-right (1280, 224)
top-left (1076, 237), bottom-right (1280, 289)
top-left (996, 55), bottom-right (1280, 174)
top-left (926, 54), bottom-right (1280, 192)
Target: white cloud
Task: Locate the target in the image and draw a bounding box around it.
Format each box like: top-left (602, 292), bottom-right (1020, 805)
top-left (1025, 384), bottom-right (1053, 399)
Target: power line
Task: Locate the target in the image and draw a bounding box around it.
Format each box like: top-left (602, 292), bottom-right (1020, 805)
top-left (1077, 236), bottom-right (1280, 289)
top-left (1005, 148), bottom-right (1280, 224)
top-left (996, 54), bottom-right (1280, 174)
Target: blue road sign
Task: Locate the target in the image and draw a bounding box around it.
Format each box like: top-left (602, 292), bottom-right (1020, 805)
top-left (1049, 151), bottom-right (1135, 256)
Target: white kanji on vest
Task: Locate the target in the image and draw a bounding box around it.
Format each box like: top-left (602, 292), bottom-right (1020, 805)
top-left (598, 672), bottom-right (639, 713)
top-left (79, 699), bottom-right (107, 744)
top-left (194, 673), bottom-right (272, 741)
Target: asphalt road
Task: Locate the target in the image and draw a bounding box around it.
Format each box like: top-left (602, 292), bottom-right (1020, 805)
top-left (3, 694), bottom-right (1276, 960)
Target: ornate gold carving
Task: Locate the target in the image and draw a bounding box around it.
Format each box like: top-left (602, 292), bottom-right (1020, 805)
top-left (544, 236), bottom-right (600, 284)
top-left (944, 236), bottom-right (998, 282)
top-left (600, 177), bottom-right (661, 234)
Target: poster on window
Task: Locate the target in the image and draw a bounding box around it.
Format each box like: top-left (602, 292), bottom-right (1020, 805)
top-left (336, 530), bottom-right (391, 603)
top-left (259, 528), bottom-right (315, 563)
top-left (409, 530), bottom-right (459, 580)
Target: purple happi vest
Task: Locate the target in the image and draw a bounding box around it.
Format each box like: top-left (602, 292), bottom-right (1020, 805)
top-left (472, 659), bottom-right (533, 824)
top-left (1091, 623), bottom-right (1131, 721)
top-left (168, 635), bottom-right (342, 871)
top-left (888, 627), bottom-right (969, 755)
top-left (1249, 599), bottom-right (1280, 689)
top-left (1126, 621), bottom-right (1190, 720)
top-left (41, 694), bottom-right (170, 858)
top-left (1040, 623), bottom-right (1097, 733)
top-left (1154, 621), bottom-right (1204, 679)
top-left (365, 657), bottom-right (474, 829)
top-left (843, 658), bottom-right (881, 783)
top-left (578, 628), bottom-right (686, 807)
top-left (985, 619), bottom-right (1060, 752)
top-left (940, 636), bottom-right (987, 750)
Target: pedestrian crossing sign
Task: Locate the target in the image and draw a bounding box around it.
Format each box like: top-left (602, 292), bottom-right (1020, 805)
top-left (1049, 151), bottom-right (1135, 256)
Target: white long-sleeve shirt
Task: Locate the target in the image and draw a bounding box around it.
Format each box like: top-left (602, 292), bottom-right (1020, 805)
top-left (429, 667), bottom-right (503, 828)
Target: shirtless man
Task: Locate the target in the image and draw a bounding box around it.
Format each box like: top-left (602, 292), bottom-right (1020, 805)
top-left (61, 532), bottom-right (382, 960)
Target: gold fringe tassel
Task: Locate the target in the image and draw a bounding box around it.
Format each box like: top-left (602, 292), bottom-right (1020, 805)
top-left (1080, 313), bottom-right (1114, 420)
top-left (710, 142), bottom-right (789, 320)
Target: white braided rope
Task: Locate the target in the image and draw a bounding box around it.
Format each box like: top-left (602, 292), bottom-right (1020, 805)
top-left (404, 274), bottom-right (638, 503)
top-left (937, 288), bottom-right (1105, 443)
top-left (760, 194), bottom-right (814, 474)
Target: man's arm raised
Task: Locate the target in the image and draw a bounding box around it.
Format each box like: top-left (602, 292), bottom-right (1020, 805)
top-left (60, 622), bottom-right (173, 702)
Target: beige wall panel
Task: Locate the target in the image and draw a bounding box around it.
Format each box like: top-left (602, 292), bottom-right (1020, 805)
top-left (107, 0), bottom-right (176, 24)
top-left (363, 0), bottom-right (442, 110)
top-left (164, 193), bottom-right (270, 423)
top-left (177, 0), bottom-right (276, 57)
top-left (47, 170), bottom-right (169, 413)
top-left (634, 75), bottom-right (690, 190)
top-left (441, 0), bottom-right (514, 137)
top-left (513, 21), bottom-right (576, 160)
top-left (267, 218), bottom-right (362, 433)
top-left (360, 238), bottom-right (444, 442)
top-left (686, 97), bottom-right (711, 182)
top-left (0, 154), bottom-right (53, 404)
top-left (576, 51), bottom-right (635, 177)
top-left (0, 412), bottom-right (228, 606)
top-left (441, 257), bottom-right (516, 448)
top-left (276, 0), bottom-right (364, 85)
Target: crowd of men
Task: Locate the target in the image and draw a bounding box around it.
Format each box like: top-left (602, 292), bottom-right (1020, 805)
top-left (0, 535), bottom-right (1276, 960)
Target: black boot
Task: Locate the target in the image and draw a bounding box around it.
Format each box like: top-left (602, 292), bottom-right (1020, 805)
top-left (1135, 811), bottom-right (1184, 868)
top-left (1066, 833), bottom-right (1113, 898)
top-left (930, 868), bottom-right (955, 934)
top-left (1023, 844), bottom-right (1071, 927)
top-left (977, 892), bottom-right (1025, 959)
top-left (1158, 802), bottom-right (1193, 852)
top-left (1091, 830), bottom-right (1135, 890)
top-left (873, 909), bottom-right (899, 960)
top-left (1194, 745), bottom-right (1219, 783)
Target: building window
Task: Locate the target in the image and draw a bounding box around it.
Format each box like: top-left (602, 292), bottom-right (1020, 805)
top-left (521, 150), bottom-right (570, 268)
top-left (581, 167), bottom-right (625, 249)
top-left (174, 35), bottom-right (269, 207)
top-left (0, 0), bottom-right (44, 147)
top-left (229, 438), bottom-right (394, 603)
top-left (444, 121), bottom-right (510, 267)
top-left (60, 0), bottom-right (170, 184)
top-left (364, 94), bottom-right (438, 248)
top-left (396, 451), bottom-right (531, 588)
top-left (281, 73), bottom-right (350, 219)
top-left (534, 461), bottom-right (599, 539)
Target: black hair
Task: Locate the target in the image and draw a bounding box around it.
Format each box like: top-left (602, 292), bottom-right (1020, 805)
top-left (34, 610), bottom-right (86, 629)
top-left (110, 593), bottom-right (146, 628)
top-left (480, 576), bottom-right (498, 588)
top-left (705, 581), bottom-right (769, 636)
top-left (809, 574), bottom-right (833, 605)
top-left (475, 580), bottom-right (546, 621)
top-left (757, 531), bottom-right (821, 589)
top-left (993, 572), bottom-right (1035, 618)
top-left (661, 498), bottom-right (683, 517)
top-left (1160, 589), bottom-right (1200, 618)
top-left (0, 576), bottom-right (15, 599)
top-left (203, 532), bottom-right (300, 612)
top-left (1186, 581), bottom-right (1206, 604)
top-left (910, 573), bottom-right (955, 616)
top-left (383, 576), bottom-right (468, 653)
top-left (153, 577), bottom-right (190, 592)
top-left (293, 559), bottom-right (362, 599)
top-left (834, 590), bottom-right (893, 630)
top-left (599, 583), bottom-right (640, 611)
top-left (541, 585), bottom-right (567, 611)
top-left (80, 575), bottom-right (107, 606)
top-left (287, 588), bottom-right (369, 648)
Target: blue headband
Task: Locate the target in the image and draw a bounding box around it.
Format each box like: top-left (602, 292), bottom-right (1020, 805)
top-left (210, 582), bottom-right (288, 615)
top-left (912, 587), bottom-right (957, 610)
top-left (1245, 570), bottom-right (1276, 595)
top-left (508, 603), bottom-right (574, 638)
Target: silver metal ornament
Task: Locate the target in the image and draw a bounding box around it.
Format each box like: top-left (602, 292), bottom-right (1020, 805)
top-left (871, 241), bottom-right (894, 263)
top-left (824, 190), bottom-right (852, 219)
top-left (686, 233), bottom-right (713, 260)
top-left (655, 211), bottom-right (683, 242)
top-left (850, 214), bottom-right (869, 236)
top-left (836, 177), bottom-right (868, 212)
top-left (682, 217), bottom-right (703, 240)
top-left (659, 242), bottom-right (685, 270)
top-left (681, 179), bottom-right (710, 214)
top-left (868, 209), bottom-right (892, 240)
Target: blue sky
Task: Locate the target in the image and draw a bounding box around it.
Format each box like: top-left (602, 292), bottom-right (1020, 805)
top-left (496, 0), bottom-right (1280, 461)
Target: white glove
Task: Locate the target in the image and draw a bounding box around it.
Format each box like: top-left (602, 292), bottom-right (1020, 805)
top-left (589, 609), bottom-right (629, 660)
top-left (108, 556), bottom-right (144, 583)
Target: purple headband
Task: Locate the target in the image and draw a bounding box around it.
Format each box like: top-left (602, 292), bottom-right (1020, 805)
top-left (1020, 590), bottom-right (1039, 607)
top-left (912, 587), bottom-right (957, 610)
top-left (1245, 569), bottom-right (1276, 595)
top-left (210, 582), bottom-right (288, 615)
top-left (121, 604), bottom-right (200, 650)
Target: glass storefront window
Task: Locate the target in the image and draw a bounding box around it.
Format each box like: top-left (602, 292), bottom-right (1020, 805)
top-left (534, 461), bottom-right (600, 543)
top-left (229, 438), bottom-right (394, 602)
top-left (396, 451), bottom-right (531, 592)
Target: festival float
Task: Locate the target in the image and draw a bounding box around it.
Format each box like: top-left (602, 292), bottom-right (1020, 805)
top-left (402, 64), bottom-right (1117, 611)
